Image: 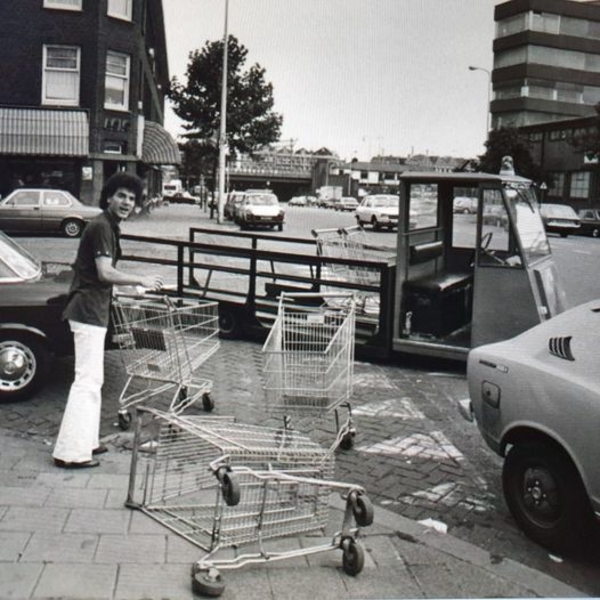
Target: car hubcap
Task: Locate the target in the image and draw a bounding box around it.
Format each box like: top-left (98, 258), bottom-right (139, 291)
top-left (0, 342), bottom-right (36, 391)
top-left (522, 467), bottom-right (560, 525)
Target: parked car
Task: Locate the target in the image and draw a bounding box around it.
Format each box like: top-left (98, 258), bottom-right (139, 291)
top-left (453, 196), bottom-right (478, 214)
top-left (0, 188), bottom-right (102, 238)
top-left (337, 197), bottom-right (359, 212)
top-left (224, 191), bottom-right (246, 220)
top-left (577, 208), bottom-right (600, 237)
top-left (235, 192), bottom-right (285, 230)
top-left (169, 191), bottom-right (199, 205)
top-left (462, 299), bottom-right (600, 553)
top-left (355, 194), bottom-right (399, 230)
top-left (288, 195), bottom-right (308, 207)
top-left (539, 203), bottom-right (580, 237)
top-left (0, 231), bottom-right (74, 401)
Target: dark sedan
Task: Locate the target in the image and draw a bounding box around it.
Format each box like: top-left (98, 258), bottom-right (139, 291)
top-left (0, 188), bottom-right (101, 237)
top-left (0, 231), bottom-right (73, 401)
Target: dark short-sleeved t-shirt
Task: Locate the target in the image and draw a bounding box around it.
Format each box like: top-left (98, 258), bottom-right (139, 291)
top-left (62, 210), bottom-right (121, 327)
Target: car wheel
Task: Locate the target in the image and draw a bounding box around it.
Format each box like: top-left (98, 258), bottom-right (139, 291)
top-left (0, 334), bottom-right (49, 402)
top-left (62, 219), bottom-right (84, 238)
top-left (218, 307), bottom-right (241, 339)
top-left (502, 441), bottom-right (593, 553)
top-left (592, 228), bottom-right (600, 238)
top-left (371, 217), bottom-right (381, 231)
top-left (560, 232), bottom-right (568, 238)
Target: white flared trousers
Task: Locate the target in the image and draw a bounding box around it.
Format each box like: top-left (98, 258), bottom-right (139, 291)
top-left (53, 320), bottom-right (107, 463)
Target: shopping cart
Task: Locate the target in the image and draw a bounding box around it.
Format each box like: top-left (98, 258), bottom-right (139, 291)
top-left (262, 292), bottom-right (357, 452)
top-left (126, 407), bottom-right (374, 598)
top-left (312, 226), bottom-right (394, 315)
top-left (111, 295), bottom-right (220, 429)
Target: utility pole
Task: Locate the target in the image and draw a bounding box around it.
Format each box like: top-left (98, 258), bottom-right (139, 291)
top-left (217, 0), bottom-right (229, 223)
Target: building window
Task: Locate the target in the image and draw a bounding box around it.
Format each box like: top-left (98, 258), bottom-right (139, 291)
top-left (42, 45), bottom-right (80, 106)
top-left (570, 171), bottom-right (590, 199)
top-left (44, 0), bottom-right (82, 10)
top-left (107, 0), bottom-right (132, 21)
top-left (547, 172), bottom-right (565, 197)
top-left (105, 51), bottom-right (130, 111)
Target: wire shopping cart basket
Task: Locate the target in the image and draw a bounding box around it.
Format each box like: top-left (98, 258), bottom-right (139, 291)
top-left (262, 292), bottom-right (357, 452)
top-left (126, 407), bottom-right (374, 598)
top-left (111, 295), bottom-right (220, 429)
top-left (312, 226), bottom-right (394, 315)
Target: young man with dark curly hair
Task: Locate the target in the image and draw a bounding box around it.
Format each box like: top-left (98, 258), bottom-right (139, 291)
top-left (53, 172), bottom-right (162, 469)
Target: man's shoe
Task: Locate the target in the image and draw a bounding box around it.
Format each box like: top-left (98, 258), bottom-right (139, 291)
top-left (92, 445), bottom-right (108, 455)
top-left (54, 458), bottom-right (100, 469)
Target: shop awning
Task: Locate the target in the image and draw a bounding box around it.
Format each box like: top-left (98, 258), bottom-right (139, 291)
top-left (0, 107), bottom-right (89, 156)
top-left (142, 120), bottom-right (181, 165)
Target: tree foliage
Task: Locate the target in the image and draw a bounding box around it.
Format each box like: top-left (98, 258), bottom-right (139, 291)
top-left (477, 127), bottom-right (544, 182)
top-left (168, 35), bottom-right (283, 170)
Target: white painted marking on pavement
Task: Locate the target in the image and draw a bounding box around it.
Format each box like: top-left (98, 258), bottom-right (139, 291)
top-left (358, 430), bottom-right (464, 461)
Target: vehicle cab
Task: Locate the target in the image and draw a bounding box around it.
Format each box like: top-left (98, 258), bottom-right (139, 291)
top-left (392, 166), bottom-right (566, 361)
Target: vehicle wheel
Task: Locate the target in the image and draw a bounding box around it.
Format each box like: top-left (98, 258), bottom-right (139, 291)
top-left (371, 217), bottom-right (381, 231)
top-left (192, 569), bottom-right (225, 597)
top-left (202, 392), bottom-right (214, 412)
top-left (502, 441), bottom-right (593, 552)
top-left (339, 431), bottom-right (355, 450)
top-left (463, 208), bottom-right (470, 214)
top-left (342, 538), bottom-right (365, 576)
top-left (218, 308), bottom-right (241, 339)
top-left (0, 334), bottom-right (49, 402)
top-left (592, 228), bottom-right (599, 238)
top-left (62, 219), bottom-right (84, 238)
top-left (221, 472), bottom-right (241, 506)
top-left (118, 411), bottom-right (132, 431)
top-left (352, 493), bottom-right (374, 527)
top-left (278, 223), bottom-right (283, 231)
top-left (560, 232), bottom-right (568, 238)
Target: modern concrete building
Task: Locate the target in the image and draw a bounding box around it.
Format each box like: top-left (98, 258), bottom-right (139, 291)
top-left (0, 0), bottom-right (180, 204)
top-left (492, 0), bottom-right (600, 129)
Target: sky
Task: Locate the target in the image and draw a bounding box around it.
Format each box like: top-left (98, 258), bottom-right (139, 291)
top-left (162, 0), bottom-right (498, 162)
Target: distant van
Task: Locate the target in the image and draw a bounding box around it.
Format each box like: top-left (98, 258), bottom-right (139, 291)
top-left (162, 180), bottom-right (182, 199)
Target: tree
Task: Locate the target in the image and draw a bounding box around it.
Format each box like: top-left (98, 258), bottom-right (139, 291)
top-left (168, 35), bottom-right (283, 193)
top-left (477, 127), bottom-right (544, 182)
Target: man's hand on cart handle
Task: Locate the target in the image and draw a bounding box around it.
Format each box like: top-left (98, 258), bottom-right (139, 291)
top-left (138, 274), bottom-right (163, 292)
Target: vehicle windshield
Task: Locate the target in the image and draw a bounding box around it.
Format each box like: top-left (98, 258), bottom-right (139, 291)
top-left (373, 196), bottom-right (397, 207)
top-left (503, 185), bottom-right (551, 263)
top-left (0, 231), bottom-right (42, 282)
top-left (246, 194), bottom-right (278, 205)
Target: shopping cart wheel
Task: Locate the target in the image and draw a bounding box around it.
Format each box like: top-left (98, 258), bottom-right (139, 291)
top-left (221, 472), bottom-right (241, 506)
top-left (192, 568), bottom-right (225, 597)
top-left (341, 537), bottom-right (365, 576)
top-left (202, 392), bottom-right (214, 412)
top-left (339, 431), bottom-right (355, 450)
top-left (352, 492), bottom-right (374, 527)
top-left (118, 411), bottom-right (132, 431)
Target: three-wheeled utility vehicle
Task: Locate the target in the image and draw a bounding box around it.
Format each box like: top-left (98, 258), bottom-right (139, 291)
top-left (392, 169), bottom-right (566, 361)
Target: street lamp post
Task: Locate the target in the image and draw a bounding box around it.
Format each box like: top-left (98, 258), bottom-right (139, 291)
top-left (468, 65), bottom-right (492, 139)
top-left (217, 0), bottom-right (229, 224)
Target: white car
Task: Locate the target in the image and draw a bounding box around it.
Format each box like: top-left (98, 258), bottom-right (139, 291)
top-left (337, 197), bottom-right (359, 212)
top-left (288, 195), bottom-right (307, 207)
top-left (355, 194), bottom-right (399, 230)
top-left (235, 192), bottom-right (285, 230)
top-left (462, 299), bottom-right (600, 553)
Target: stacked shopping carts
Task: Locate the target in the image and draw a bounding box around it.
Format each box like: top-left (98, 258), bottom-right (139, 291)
top-left (127, 407), bottom-right (374, 597)
top-left (111, 294), bottom-right (220, 429)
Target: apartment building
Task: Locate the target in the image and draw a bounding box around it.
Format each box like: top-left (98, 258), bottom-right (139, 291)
top-left (0, 0), bottom-right (179, 203)
top-left (493, 0), bottom-right (600, 129)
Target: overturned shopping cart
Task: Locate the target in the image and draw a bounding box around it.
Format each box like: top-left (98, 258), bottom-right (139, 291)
top-left (262, 292), bottom-right (358, 452)
top-left (111, 295), bottom-right (220, 429)
top-left (126, 407), bottom-right (374, 597)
